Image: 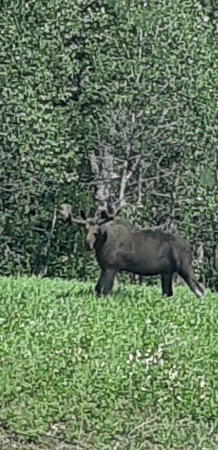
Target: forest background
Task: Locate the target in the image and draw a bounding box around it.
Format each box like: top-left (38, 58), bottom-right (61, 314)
top-left (1, 0), bottom-right (218, 290)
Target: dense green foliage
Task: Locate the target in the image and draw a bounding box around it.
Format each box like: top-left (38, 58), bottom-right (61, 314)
top-left (1, 0), bottom-right (218, 288)
top-left (0, 276), bottom-right (218, 449)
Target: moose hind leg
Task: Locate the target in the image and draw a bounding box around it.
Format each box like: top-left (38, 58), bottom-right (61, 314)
top-left (161, 272), bottom-right (174, 297)
top-left (179, 268), bottom-right (204, 299)
top-left (95, 269), bottom-right (116, 297)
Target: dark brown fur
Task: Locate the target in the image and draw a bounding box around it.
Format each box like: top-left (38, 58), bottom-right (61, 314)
top-left (59, 205), bottom-right (204, 299)
top-left (83, 213), bottom-right (204, 299)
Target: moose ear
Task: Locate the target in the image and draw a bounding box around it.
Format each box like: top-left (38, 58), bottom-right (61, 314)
top-left (80, 210), bottom-right (86, 221)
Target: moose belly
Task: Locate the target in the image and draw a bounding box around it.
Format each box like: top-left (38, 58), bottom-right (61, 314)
top-left (118, 249), bottom-right (173, 276)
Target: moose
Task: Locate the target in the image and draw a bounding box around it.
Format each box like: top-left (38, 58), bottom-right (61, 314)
top-left (59, 204), bottom-right (204, 299)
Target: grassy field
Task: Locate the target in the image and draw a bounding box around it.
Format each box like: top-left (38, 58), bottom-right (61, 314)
top-left (0, 276), bottom-right (218, 449)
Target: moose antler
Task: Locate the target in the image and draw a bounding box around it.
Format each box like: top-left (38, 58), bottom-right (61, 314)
top-left (59, 204), bottom-right (87, 225)
top-left (59, 202), bottom-right (123, 227)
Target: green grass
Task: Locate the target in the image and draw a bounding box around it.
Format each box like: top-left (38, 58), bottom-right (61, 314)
top-left (0, 276), bottom-right (218, 449)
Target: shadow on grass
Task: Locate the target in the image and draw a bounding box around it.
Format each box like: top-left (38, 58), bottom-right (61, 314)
top-left (1, 413), bottom-right (218, 450)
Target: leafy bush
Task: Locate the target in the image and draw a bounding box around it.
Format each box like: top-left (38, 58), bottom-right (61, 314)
top-left (0, 276), bottom-right (218, 448)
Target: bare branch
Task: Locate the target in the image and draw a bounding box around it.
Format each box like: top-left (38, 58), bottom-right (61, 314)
top-left (89, 152), bottom-right (99, 177)
top-left (119, 160), bottom-right (129, 207)
top-left (137, 164), bottom-right (143, 205)
top-left (214, 245), bottom-right (218, 270)
top-left (89, 148), bottom-right (119, 214)
top-left (119, 124), bottom-right (141, 208)
top-left (150, 191), bottom-right (171, 198)
top-left (50, 208), bottom-right (57, 234)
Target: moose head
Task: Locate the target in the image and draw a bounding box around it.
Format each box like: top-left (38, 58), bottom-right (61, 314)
top-left (59, 203), bottom-right (123, 251)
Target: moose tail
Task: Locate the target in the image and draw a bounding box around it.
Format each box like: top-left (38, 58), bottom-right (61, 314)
top-left (178, 267), bottom-right (204, 299)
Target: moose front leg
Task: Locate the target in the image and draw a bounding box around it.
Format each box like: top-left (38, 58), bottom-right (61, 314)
top-left (95, 268), bottom-right (116, 297)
